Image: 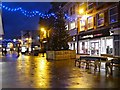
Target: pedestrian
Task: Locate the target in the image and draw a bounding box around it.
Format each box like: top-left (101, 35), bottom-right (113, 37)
top-left (42, 47), bottom-right (45, 57)
top-left (17, 47), bottom-right (20, 57)
top-left (4, 47), bottom-right (7, 56)
top-left (106, 46), bottom-right (110, 54)
top-left (2, 48), bottom-right (4, 56)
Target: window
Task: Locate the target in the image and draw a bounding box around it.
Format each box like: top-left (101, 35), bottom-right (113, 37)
top-left (70, 7), bottom-right (72, 15)
top-left (79, 41), bottom-right (89, 54)
top-left (72, 5), bottom-right (75, 14)
top-left (87, 3), bottom-right (94, 10)
top-left (70, 22), bottom-right (75, 30)
top-left (106, 38), bottom-right (113, 54)
top-left (97, 12), bottom-right (104, 27)
top-left (66, 25), bottom-right (68, 30)
top-left (96, 2), bottom-right (104, 6)
top-left (70, 5), bottom-right (75, 16)
top-left (87, 16), bottom-right (94, 29)
top-left (64, 10), bottom-right (68, 15)
top-left (109, 6), bottom-right (118, 23)
top-left (80, 20), bottom-right (86, 31)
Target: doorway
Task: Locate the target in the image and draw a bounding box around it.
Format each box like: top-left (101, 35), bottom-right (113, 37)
top-left (91, 42), bottom-right (99, 56)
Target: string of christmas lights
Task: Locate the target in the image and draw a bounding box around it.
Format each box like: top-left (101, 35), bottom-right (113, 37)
top-left (1, 5), bottom-right (57, 18)
top-left (0, 4), bottom-right (74, 21)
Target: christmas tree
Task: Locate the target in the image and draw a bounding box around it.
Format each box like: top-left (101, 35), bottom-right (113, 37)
top-left (49, 10), bottom-right (70, 51)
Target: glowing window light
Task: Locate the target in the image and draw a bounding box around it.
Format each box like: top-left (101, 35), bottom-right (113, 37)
top-left (70, 22), bottom-right (76, 30)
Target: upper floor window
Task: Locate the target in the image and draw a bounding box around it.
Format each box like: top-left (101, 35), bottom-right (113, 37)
top-left (70, 21), bottom-right (76, 30)
top-left (87, 3), bottom-right (94, 10)
top-left (109, 6), bottom-right (118, 23)
top-left (96, 2), bottom-right (104, 6)
top-left (64, 10), bottom-right (68, 15)
top-left (97, 12), bottom-right (104, 27)
top-left (80, 20), bottom-right (86, 31)
top-left (72, 5), bottom-right (75, 14)
top-left (69, 5), bottom-right (75, 16)
top-left (87, 16), bottom-right (94, 29)
top-left (70, 7), bottom-right (72, 15)
top-left (66, 24), bottom-right (68, 30)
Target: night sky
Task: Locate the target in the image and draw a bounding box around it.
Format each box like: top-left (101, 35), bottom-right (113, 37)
top-left (2, 2), bottom-right (51, 39)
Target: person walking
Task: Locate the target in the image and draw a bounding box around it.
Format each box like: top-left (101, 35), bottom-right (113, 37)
top-left (17, 47), bottom-right (20, 57)
top-left (42, 47), bottom-right (45, 57)
top-left (4, 47), bottom-right (7, 56)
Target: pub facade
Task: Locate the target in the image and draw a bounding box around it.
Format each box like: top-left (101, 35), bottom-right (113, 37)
top-left (63, 2), bottom-right (120, 56)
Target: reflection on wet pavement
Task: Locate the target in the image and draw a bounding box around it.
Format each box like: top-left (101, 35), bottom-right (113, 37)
top-left (2, 54), bottom-right (120, 88)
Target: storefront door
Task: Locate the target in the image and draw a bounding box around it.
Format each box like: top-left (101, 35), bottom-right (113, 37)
top-left (91, 42), bottom-right (99, 56)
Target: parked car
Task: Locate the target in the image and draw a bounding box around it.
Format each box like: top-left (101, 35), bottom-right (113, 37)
top-left (21, 46), bottom-right (27, 54)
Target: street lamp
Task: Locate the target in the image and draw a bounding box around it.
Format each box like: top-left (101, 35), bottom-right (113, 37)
top-left (79, 9), bottom-right (84, 14)
top-left (41, 28), bottom-right (45, 32)
top-left (76, 8), bottom-right (87, 54)
top-left (40, 27), bottom-right (50, 51)
top-left (40, 28), bottom-right (46, 38)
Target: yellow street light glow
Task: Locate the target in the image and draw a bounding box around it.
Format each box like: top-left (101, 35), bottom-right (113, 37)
top-left (26, 38), bottom-right (28, 40)
top-left (18, 39), bottom-right (22, 42)
top-left (79, 9), bottom-right (84, 14)
top-left (40, 28), bottom-right (46, 38)
top-left (41, 28), bottom-right (45, 32)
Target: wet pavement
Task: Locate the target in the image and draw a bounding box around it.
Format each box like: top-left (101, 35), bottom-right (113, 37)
top-left (1, 53), bottom-right (120, 88)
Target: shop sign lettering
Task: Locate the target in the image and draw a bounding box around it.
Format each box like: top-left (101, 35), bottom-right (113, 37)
top-left (82, 35), bottom-right (93, 39)
top-left (93, 33), bottom-right (102, 37)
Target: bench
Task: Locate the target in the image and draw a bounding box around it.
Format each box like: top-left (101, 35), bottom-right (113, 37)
top-left (75, 55), bottom-right (107, 72)
top-left (105, 57), bottom-right (120, 75)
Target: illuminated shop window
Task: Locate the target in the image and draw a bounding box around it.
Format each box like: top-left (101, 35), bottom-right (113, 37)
top-left (97, 12), bottom-right (104, 27)
top-left (79, 41), bottom-right (89, 54)
top-left (106, 38), bottom-right (113, 54)
top-left (70, 22), bottom-right (75, 30)
top-left (109, 6), bottom-right (118, 23)
top-left (87, 16), bottom-right (94, 29)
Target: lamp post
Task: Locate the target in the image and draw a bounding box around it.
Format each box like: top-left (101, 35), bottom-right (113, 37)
top-left (40, 27), bottom-right (47, 52)
top-left (40, 27), bottom-right (50, 52)
top-left (76, 8), bottom-right (84, 54)
top-left (77, 8), bottom-right (87, 54)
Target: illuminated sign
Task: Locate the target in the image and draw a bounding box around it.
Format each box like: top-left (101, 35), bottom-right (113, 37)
top-left (79, 33), bottom-right (103, 39)
top-left (80, 35), bottom-right (93, 39)
top-left (82, 35), bottom-right (93, 38)
top-left (93, 33), bottom-right (103, 37)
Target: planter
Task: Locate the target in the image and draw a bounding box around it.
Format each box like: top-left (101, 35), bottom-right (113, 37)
top-left (46, 50), bottom-right (76, 60)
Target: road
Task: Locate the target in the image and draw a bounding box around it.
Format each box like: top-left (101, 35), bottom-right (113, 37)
top-left (1, 53), bottom-right (120, 88)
